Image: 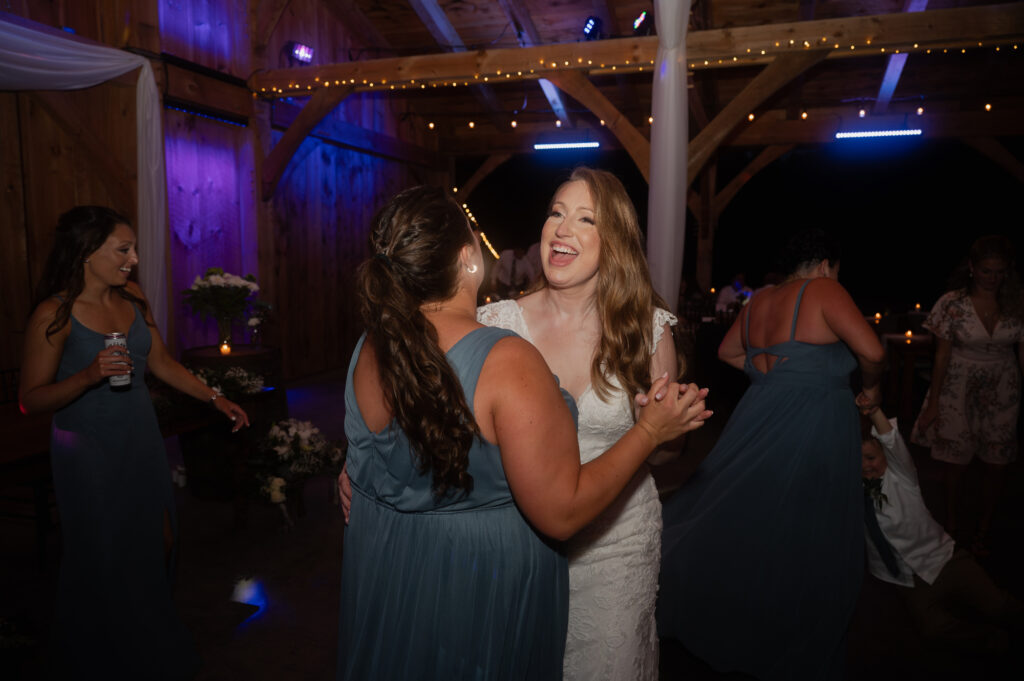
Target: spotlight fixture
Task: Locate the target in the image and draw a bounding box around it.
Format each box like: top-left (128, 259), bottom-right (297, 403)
top-left (583, 16), bottom-right (602, 41)
top-left (286, 41), bottom-right (314, 64)
top-left (633, 10), bottom-right (652, 36)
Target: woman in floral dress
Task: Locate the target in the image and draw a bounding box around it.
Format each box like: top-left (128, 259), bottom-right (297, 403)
top-left (912, 235), bottom-right (1024, 555)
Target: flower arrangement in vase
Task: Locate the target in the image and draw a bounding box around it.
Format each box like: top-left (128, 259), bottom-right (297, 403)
top-left (182, 267), bottom-right (261, 346)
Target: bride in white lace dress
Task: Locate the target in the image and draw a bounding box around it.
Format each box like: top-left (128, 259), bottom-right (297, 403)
top-left (479, 167), bottom-right (700, 681)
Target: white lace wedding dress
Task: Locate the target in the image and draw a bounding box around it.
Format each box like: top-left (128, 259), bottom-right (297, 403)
top-left (478, 300), bottom-right (675, 681)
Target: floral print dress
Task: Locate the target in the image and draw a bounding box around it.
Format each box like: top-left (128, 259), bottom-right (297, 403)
top-left (911, 290), bottom-right (1024, 464)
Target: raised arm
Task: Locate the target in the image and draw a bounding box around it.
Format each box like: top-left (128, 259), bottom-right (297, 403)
top-left (127, 283), bottom-right (249, 430)
top-left (481, 337), bottom-right (706, 540)
top-left (18, 299), bottom-right (131, 414)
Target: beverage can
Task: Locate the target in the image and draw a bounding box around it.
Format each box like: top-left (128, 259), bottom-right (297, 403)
top-left (103, 332), bottom-right (131, 387)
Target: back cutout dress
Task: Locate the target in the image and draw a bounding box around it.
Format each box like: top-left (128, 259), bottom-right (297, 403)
top-left (658, 279), bottom-right (863, 680)
top-left (336, 327), bottom-right (570, 681)
top-left (49, 306), bottom-right (199, 680)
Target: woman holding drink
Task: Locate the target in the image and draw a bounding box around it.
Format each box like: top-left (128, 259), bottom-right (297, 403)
top-left (19, 206), bottom-right (248, 679)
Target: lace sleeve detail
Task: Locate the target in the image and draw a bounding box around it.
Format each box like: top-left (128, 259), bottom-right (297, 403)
top-left (651, 307), bottom-right (678, 355)
top-left (477, 300), bottom-right (530, 338)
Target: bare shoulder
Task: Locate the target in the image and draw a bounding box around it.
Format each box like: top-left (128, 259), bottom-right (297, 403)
top-left (804, 277), bottom-right (850, 300)
top-left (485, 334), bottom-right (546, 372)
top-left (25, 296), bottom-right (69, 348)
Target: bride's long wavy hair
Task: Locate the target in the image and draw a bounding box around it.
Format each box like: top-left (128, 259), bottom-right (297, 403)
top-left (357, 186), bottom-right (479, 499)
top-left (540, 167), bottom-right (679, 403)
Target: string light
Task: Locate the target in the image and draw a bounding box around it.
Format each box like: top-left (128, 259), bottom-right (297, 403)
top-left (253, 38), bottom-right (1020, 99)
top-left (747, 113), bottom-right (755, 121)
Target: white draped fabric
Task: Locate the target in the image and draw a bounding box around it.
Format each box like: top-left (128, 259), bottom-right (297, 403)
top-left (0, 14), bottom-right (168, 330)
top-left (646, 0), bottom-right (690, 313)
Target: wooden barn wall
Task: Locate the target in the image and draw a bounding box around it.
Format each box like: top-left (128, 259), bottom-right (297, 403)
top-left (157, 0), bottom-right (444, 378)
top-left (164, 109), bottom-right (256, 352)
top-left (0, 81), bottom-right (139, 370)
top-left (5, 0), bottom-right (161, 52)
top-left (267, 110), bottom-right (446, 379)
top-left (3, 0), bottom-right (445, 379)
top-left (158, 0), bottom-right (250, 77)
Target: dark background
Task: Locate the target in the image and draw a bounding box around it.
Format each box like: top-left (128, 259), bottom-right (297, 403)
top-left (459, 137), bottom-right (1023, 314)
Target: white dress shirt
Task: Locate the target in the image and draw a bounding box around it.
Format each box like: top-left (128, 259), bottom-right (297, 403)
top-left (866, 419), bottom-right (955, 587)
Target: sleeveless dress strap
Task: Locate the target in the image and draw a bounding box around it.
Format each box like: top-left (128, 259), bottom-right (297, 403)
top-left (788, 279), bottom-right (814, 340)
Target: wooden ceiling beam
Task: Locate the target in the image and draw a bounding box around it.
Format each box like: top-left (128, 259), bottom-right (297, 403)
top-left (408, 0), bottom-right (510, 126)
top-left (260, 84), bottom-right (354, 200)
top-left (873, 0), bottom-right (930, 114)
top-left (730, 108), bottom-right (1024, 145)
top-left (959, 137), bottom-right (1024, 185)
top-left (688, 49), bottom-right (829, 183)
top-left (250, 4), bottom-right (1024, 94)
top-left (252, 0), bottom-right (292, 51)
top-left (545, 70), bottom-right (650, 181)
top-left (496, 0), bottom-right (572, 126)
top-left (442, 104), bottom-right (1024, 156)
top-left (320, 0), bottom-right (391, 52)
top-left (458, 153), bottom-right (514, 202)
top-left (712, 145), bottom-right (795, 218)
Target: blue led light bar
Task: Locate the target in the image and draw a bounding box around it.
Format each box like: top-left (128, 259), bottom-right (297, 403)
top-left (533, 142), bottom-right (601, 150)
top-left (835, 129), bottom-right (922, 139)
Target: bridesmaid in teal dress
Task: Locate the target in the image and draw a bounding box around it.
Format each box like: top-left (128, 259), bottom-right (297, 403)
top-left (19, 206), bottom-right (249, 680)
top-left (335, 186), bottom-right (709, 680)
top-left (659, 229), bottom-right (886, 680)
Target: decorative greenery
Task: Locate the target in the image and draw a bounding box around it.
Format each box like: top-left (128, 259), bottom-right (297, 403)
top-left (252, 419), bottom-right (345, 503)
top-left (182, 267), bottom-right (261, 325)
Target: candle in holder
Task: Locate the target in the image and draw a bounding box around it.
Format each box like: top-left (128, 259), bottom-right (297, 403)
top-left (915, 303), bottom-right (921, 310)
top-left (220, 341), bottom-right (232, 355)
top-left (874, 312), bottom-right (881, 324)
top-left (905, 330), bottom-right (913, 344)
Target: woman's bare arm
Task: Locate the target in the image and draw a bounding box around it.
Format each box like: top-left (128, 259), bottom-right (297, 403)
top-left (128, 283), bottom-right (249, 430)
top-left (482, 337), bottom-right (706, 540)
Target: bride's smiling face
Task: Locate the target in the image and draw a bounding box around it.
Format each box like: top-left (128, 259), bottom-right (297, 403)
top-left (540, 180), bottom-right (601, 292)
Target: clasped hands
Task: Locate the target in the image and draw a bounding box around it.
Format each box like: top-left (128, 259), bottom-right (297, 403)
top-left (633, 374), bottom-right (713, 446)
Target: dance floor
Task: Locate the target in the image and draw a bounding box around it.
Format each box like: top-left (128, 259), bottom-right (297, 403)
top-left (2, 368), bottom-right (1021, 680)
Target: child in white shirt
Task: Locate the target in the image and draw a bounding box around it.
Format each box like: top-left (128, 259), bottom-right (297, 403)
top-left (861, 405), bottom-right (1021, 652)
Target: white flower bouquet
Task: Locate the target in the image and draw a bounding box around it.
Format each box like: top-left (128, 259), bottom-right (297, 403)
top-left (182, 267), bottom-right (261, 327)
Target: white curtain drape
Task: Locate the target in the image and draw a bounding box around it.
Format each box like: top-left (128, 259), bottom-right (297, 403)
top-left (0, 14), bottom-right (168, 330)
top-left (646, 0), bottom-right (690, 313)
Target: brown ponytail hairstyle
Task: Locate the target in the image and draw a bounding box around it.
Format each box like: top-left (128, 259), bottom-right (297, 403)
top-left (544, 167), bottom-right (679, 403)
top-left (34, 206), bottom-right (150, 338)
top-left (357, 186), bottom-right (479, 498)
